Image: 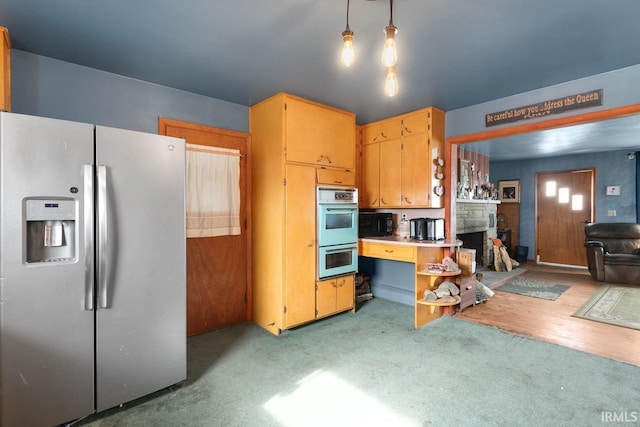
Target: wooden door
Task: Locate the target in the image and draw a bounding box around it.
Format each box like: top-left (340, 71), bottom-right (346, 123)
top-left (360, 142), bottom-right (380, 207)
top-left (379, 138), bottom-right (402, 207)
top-left (284, 164), bottom-right (317, 328)
top-left (536, 169), bottom-right (594, 267)
top-left (159, 118), bottom-right (251, 336)
top-left (401, 133), bottom-right (429, 207)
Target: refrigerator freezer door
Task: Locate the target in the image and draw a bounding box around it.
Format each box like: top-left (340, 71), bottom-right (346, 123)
top-left (94, 126), bottom-right (186, 411)
top-left (0, 112), bottom-right (95, 426)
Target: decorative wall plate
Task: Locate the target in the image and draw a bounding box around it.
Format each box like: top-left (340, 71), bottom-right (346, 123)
top-left (436, 157), bottom-right (444, 166)
top-left (434, 185), bottom-right (445, 196)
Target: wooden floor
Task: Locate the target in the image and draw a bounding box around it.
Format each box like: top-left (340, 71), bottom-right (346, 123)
top-left (456, 263), bottom-right (640, 367)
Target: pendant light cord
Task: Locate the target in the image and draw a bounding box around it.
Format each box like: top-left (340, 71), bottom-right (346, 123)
top-left (345, 0), bottom-right (351, 31)
top-left (389, 0), bottom-right (394, 26)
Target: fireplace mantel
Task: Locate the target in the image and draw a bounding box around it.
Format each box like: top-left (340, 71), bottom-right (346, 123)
top-left (456, 199), bottom-right (501, 204)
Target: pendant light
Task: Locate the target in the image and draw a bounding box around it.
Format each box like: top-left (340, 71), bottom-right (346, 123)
top-left (384, 65), bottom-right (399, 97)
top-left (381, 0), bottom-right (397, 67)
top-left (340, 0), bottom-right (355, 67)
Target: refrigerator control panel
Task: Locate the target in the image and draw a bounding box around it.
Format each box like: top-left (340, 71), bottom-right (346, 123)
top-left (25, 199), bottom-right (76, 221)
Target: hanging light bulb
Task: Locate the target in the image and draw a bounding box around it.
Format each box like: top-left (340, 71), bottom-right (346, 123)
top-left (341, 30), bottom-right (355, 67)
top-left (340, 0), bottom-right (355, 67)
top-left (384, 66), bottom-right (399, 97)
top-left (381, 0), bottom-right (397, 67)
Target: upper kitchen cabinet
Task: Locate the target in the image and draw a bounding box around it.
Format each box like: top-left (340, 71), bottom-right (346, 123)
top-left (359, 107), bottom-right (445, 208)
top-left (361, 117), bottom-right (402, 145)
top-left (0, 27), bottom-right (11, 112)
top-left (284, 94), bottom-right (356, 169)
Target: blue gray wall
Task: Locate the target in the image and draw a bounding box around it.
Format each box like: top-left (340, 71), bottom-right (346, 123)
top-left (446, 64), bottom-right (640, 137)
top-left (490, 149), bottom-right (636, 257)
top-left (11, 50), bottom-right (249, 133)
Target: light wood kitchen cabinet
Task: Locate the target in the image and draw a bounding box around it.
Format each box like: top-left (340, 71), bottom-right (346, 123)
top-left (379, 138), bottom-right (402, 207)
top-left (0, 27), bottom-right (11, 112)
top-left (250, 93), bottom-right (357, 335)
top-left (361, 117), bottom-right (402, 144)
top-left (316, 275), bottom-right (355, 319)
top-left (317, 167), bottom-right (355, 186)
top-left (285, 94), bottom-right (356, 169)
top-left (358, 107), bottom-right (445, 208)
top-left (284, 164), bottom-right (317, 328)
top-left (360, 143), bottom-right (380, 207)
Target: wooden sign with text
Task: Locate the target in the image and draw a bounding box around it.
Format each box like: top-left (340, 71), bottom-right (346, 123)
top-left (485, 89), bottom-right (603, 127)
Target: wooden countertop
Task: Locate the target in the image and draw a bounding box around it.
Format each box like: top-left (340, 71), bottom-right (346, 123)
top-left (359, 236), bottom-right (462, 248)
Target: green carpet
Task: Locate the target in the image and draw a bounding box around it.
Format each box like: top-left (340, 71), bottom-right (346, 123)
top-left (573, 285), bottom-right (640, 331)
top-left (496, 277), bottom-right (570, 300)
top-left (78, 298), bottom-right (640, 427)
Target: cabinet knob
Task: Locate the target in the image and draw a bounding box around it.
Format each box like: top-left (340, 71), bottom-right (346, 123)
top-left (403, 196), bottom-right (412, 205)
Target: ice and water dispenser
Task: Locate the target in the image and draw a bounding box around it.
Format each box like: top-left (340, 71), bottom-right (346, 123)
top-left (25, 198), bottom-right (77, 263)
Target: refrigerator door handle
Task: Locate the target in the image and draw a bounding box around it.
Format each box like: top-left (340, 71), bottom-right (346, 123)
top-left (97, 165), bottom-right (110, 309)
top-left (83, 164), bottom-right (95, 310)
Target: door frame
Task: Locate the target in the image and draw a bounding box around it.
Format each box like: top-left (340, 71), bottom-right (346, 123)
top-left (445, 103), bottom-right (640, 239)
top-left (158, 117), bottom-right (253, 324)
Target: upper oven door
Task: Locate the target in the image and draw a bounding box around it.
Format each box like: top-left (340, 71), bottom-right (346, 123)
top-left (317, 203), bottom-right (358, 246)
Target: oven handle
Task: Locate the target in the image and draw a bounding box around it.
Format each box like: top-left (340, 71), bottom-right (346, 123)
top-left (323, 245), bottom-right (358, 253)
top-left (324, 207), bottom-right (358, 212)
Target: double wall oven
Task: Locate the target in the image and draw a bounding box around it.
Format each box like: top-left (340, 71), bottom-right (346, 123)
top-left (316, 186), bottom-right (358, 279)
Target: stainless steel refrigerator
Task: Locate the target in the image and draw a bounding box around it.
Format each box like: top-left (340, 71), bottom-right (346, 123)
top-left (0, 112), bottom-right (186, 426)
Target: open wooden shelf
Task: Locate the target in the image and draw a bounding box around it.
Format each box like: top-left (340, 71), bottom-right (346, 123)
top-left (416, 295), bottom-right (461, 306)
top-left (416, 269), bottom-right (461, 277)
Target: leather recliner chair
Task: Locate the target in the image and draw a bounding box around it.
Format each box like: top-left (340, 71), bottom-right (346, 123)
top-left (584, 222), bottom-right (640, 285)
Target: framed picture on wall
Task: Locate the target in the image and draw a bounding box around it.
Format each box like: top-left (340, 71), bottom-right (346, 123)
top-left (498, 179), bottom-right (520, 203)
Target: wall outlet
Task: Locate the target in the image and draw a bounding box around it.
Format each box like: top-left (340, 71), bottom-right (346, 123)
top-left (608, 210), bottom-right (617, 217)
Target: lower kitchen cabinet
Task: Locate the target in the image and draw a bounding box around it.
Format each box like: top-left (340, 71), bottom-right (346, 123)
top-left (316, 275), bottom-right (355, 319)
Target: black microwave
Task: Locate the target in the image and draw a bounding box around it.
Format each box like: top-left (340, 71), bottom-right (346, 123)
top-left (359, 212), bottom-right (393, 237)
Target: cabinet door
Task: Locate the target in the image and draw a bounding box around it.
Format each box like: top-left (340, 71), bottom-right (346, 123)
top-left (316, 279), bottom-right (336, 319)
top-left (0, 27), bottom-right (10, 112)
top-left (402, 133), bottom-right (430, 207)
top-left (360, 143), bottom-right (380, 207)
top-left (335, 275), bottom-right (354, 312)
top-left (284, 164), bottom-right (317, 328)
top-left (317, 167), bottom-right (355, 186)
top-left (362, 119), bottom-right (401, 144)
top-left (285, 97), bottom-right (355, 169)
top-left (401, 111), bottom-right (429, 135)
top-left (379, 139), bottom-right (402, 207)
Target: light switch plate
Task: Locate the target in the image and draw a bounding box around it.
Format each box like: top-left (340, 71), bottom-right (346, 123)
top-left (606, 185), bottom-right (621, 196)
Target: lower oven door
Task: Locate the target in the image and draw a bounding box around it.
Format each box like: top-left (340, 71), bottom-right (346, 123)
top-left (318, 243), bottom-right (358, 280)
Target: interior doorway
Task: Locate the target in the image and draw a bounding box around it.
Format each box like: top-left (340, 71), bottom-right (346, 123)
top-left (159, 118), bottom-right (252, 336)
top-left (536, 169), bottom-right (594, 267)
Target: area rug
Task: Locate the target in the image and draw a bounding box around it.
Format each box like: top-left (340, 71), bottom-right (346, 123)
top-left (573, 285), bottom-right (640, 331)
top-left (496, 277), bottom-right (570, 300)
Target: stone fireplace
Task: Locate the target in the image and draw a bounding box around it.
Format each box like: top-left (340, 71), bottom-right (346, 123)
top-left (456, 200), bottom-right (500, 266)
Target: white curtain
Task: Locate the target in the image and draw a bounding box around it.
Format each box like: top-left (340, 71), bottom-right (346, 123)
top-left (186, 143), bottom-right (241, 238)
